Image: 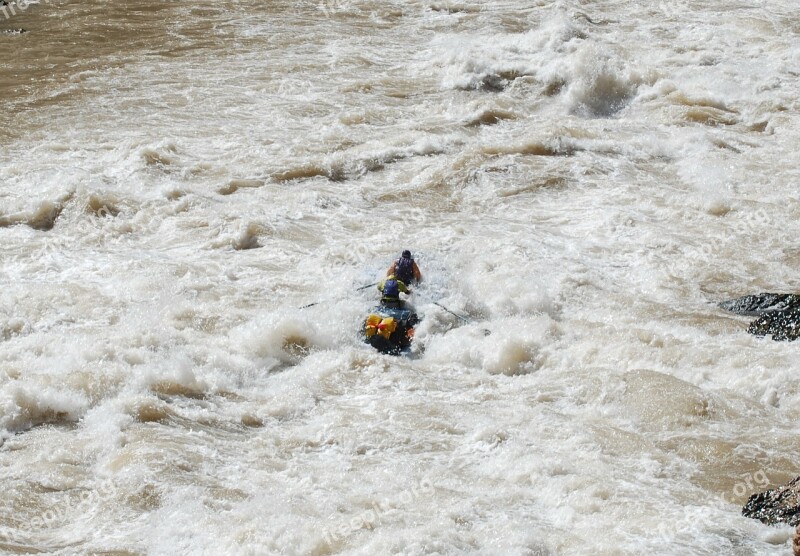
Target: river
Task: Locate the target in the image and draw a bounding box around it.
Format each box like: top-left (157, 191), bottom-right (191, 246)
top-left (1, 0), bottom-right (799, 554)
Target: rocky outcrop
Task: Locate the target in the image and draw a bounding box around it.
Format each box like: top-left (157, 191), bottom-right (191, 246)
top-left (743, 477), bottom-right (800, 554)
top-left (719, 293), bottom-right (800, 317)
top-left (720, 293), bottom-right (800, 341)
top-left (748, 305), bottom-right (800, 341)
top-left (742, 476), bottom-right (800, 526)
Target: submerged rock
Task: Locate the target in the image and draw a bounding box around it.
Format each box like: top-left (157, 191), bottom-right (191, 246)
top-left (720, 293), bottom-right (800, 341)
top-left (719, 293), bottom-right (800, 316)
top-left (742, 476), bottom-right (800, 526)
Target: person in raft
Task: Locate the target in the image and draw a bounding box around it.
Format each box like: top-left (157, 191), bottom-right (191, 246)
top-left (377, 275), bottom-right (411, 309)
top-left (386, 250), bottom-right (422, 285)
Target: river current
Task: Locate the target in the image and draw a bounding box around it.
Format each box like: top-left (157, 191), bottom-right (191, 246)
top-left (1, 0), bottom-right (799, 554)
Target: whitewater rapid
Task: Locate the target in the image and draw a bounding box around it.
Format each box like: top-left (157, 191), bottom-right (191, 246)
top-left (1, 0), bottom-right (799, 554)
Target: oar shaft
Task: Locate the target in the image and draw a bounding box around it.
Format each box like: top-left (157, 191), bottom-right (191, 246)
top-left (433, 302), bottom-right (470, 323)
top-left (299, 282), bottom-right (379, 309)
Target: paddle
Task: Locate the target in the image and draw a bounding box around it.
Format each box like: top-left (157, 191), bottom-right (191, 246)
top-left (412, 291), bottom-right (490, 335)
top-left (432, 302), bottom-right (471, 324)
top-left (355, 282), bottom-right (379, 291)
top-left (299, 282), bottom-right (378, 309)
top-left (432, 301), bottom-right (491, 335)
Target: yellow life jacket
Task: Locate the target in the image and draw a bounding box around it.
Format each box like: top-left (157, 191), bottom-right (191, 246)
top-left (364, 314), bottom-right (397, 340)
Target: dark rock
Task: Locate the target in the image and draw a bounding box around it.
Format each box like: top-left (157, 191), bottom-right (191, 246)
top-left (719, 293), bottom-right (800, 317)
top-left (742, 476), bottom-right (800, 526)
top-left (748, 305), bottom-right (800, 341)
top-left (719, 293), bottom-right (800, 341)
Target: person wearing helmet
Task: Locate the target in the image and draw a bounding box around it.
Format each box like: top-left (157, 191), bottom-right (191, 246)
top-left (386, 250), bottom-right (422, 285)
top-left (377, 274), bottom-right (411, 308)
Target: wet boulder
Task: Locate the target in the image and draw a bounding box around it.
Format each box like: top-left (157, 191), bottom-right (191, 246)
top-left (719, 293), bottom-right (800, 341)
top-left (747, 305), bottom-right (800, 341)
top-left (742, 476), bottom-right (800, 526)
top-left (719, 293), bottom-right (800, 317)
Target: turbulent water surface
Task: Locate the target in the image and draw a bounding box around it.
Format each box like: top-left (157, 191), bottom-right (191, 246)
top-left (1, 0), bottom-right (799, 554)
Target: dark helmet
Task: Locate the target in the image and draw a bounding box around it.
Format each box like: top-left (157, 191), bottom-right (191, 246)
top-left (401, 250), bottom-right (412, 259)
